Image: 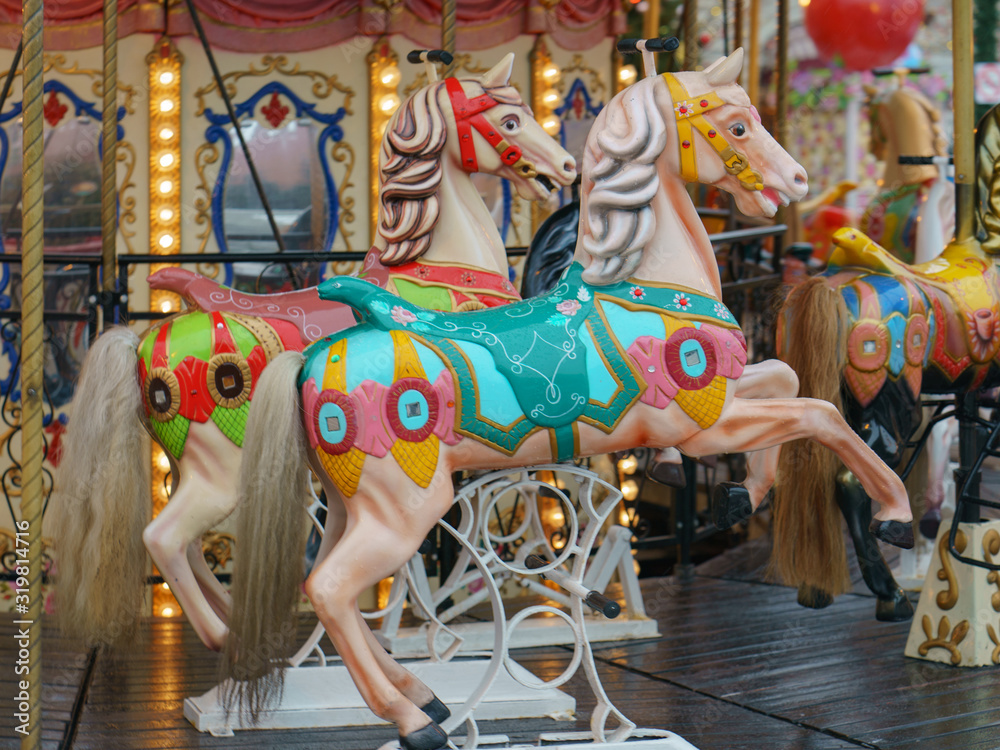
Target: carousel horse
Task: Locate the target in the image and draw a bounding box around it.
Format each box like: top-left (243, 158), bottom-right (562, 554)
top-left (226, 49), bottom-right (912, 750)
top-left (46, 53), bottom-right (576, 653)
top-left (766, 103), bottom-right (1000, 622)
top-left (862, 82), bottom-right (953, 265)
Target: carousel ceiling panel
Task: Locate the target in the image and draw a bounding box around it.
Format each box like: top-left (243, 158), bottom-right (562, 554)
top-left (0, 0), bottom-right (625, 53)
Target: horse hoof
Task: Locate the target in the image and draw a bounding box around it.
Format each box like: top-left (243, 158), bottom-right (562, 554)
top-left (712, 481), bottom-right (753, 530)
top-left (400, 722), bottom-right (448, 750)
top-left (648, 460), bottom-right (687, 488)
top-left (797, 585), bottom-right (834, 609)
top-left (420, 696), bottom-right (451, 724)
top-left (869, 519), bottom-right (914, 549)
top-left (875, 590), bottom-right (914, 622)
top-left (919, 509), bottom-right (941, 540)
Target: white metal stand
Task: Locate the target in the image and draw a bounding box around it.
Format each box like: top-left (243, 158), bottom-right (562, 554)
top-left (186, 466), bottom-right (694, 749)
top-left (376, 470), bottom-right (659, 656)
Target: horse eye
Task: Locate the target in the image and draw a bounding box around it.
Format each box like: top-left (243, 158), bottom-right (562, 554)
top-left (730, 123), bottom-right (746, 137)
top-left (502, 116), bottom-right (520, 131)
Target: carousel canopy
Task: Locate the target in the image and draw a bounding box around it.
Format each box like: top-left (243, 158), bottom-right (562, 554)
top-left (0, 0), bottom-right (625, 52)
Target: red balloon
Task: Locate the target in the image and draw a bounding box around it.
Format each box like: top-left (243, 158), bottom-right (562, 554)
top-left (805, 0), bottom-right (925, 71)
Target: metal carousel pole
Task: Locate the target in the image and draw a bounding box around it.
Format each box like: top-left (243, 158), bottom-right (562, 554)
top-left (441, 0), bottom-right (457, 76)
top-left (101, 0), bottom-right (118, 323)
top-left (19, 0), bottom-right (44, 744)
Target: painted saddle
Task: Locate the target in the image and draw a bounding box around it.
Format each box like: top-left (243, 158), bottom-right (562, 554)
top-left (301, 264), bottom-right (747, 497)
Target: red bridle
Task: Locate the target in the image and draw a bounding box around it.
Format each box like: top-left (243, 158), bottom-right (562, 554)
top-left (444, 77), bottom-right (537, 179)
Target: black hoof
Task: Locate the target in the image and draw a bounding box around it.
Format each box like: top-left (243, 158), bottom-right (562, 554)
top-left (400, 721), bottom-right (448, 750)
top-left (875, 589), bottom-right (915, 622)
top-left (869, 519), bottom-right (915, 550)
top-left (648, 460), bottom-right (686, 488)
top-left (420, 696), bottom-right (451, 725)
top-left (712, 481), bottom-right (754, 530)
top-left (919, 509), bottom-right (941, 540)
top-left (797, 584), bottom-right (834, 609)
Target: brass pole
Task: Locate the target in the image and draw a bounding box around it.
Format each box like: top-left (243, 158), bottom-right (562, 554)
top-left (954, 0), bottom-right (974, 242)
top-left (734, 0), bottom-right (744, 58)
top-left (19, 0), bottom-right (45, 745)
top-left (643, 0), bottom-right (661, 41)
top-left (748, 0), bottom-right (760, 104)
top-left (441, 0), bottom-right (456, 76)
top-left (683, 0), bottom-right (699, 69)
top-left (775, 0), bottom-right (788, 147)
top-left (102, 0), bottom-right (118, 305)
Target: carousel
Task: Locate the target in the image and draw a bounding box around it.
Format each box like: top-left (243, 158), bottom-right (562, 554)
top-left (2, 0), bottom-right (1000, 749)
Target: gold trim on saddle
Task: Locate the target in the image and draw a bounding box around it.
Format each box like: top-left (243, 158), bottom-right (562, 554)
top-left (226, 312), bottom-right (284, 362)
top-left (662, 73), bottom-right (763, 192)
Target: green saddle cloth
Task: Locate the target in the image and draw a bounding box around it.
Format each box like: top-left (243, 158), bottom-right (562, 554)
top-left (318, 264), bottom-right (737, 460)
top-left (319, 268), bottom-right (596, 432)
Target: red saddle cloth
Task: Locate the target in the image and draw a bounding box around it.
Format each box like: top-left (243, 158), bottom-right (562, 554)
top-left (148, 268), bottom-right (357, 347)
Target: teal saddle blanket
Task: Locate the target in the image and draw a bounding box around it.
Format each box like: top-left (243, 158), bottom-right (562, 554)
top-left (317, 263), bottom-right (737, 460)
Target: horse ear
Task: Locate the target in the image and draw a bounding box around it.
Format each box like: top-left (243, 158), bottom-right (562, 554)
top-left (480, 53), bottom-right (515, 88)
top-left (705, 48), bottom-right (744, 87)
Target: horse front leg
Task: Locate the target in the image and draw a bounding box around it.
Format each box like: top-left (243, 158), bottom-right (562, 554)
top-left (711, 361), bottom-right (800, 527)
top-left (678, 396), bottom-right (913, 548)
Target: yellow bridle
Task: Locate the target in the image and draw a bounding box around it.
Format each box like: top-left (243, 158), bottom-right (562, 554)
top-left (662, 73), bottom-right (764, 192)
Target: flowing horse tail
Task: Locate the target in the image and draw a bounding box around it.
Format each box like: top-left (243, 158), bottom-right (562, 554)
top-left (48, 327), bottom-right (151, 647)
top-left (771, 276), bottom-right (852, 602)
top-left (224, 351), bottom-right (310, 721)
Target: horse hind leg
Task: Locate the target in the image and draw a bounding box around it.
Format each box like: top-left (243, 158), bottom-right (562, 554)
top-left (305, 460), bottom-right (456, 747)
top-left (306, 459), bottom-right (447, 723)
top-left (712, 361), bottom-right (799, 529)
top-left (835, 469), bottom-right (913, 622)
top-left (144, 422), bottom-right (243, 651)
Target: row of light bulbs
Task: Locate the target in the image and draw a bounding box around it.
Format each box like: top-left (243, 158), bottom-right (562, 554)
top-left (538, 60), bottom-right (562, 136)
top-left (149, 41), bottom-right (183, 317)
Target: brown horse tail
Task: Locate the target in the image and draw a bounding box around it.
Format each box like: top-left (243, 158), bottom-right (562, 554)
top-left (223, 351), bottom-right (310, 722)
top-left (48, 327), bottom-right (150, 648)
top-left (771, 276), bottom-right (852, 600)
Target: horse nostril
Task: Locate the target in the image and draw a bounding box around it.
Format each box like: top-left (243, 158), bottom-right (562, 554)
top-left (564, 159), bottom-right (576, 175)
top-left (794, 172), bottom-right (806, 185)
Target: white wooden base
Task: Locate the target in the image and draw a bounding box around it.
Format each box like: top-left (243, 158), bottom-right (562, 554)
top-left (183, 659), bottom-right (576, 736)
top-left (893, 464), bottom-right (956, 591)
top-left (904, 519), bottom-right (1000, 667)
top-left (375, 614), bottom-right (660, 657)
top-left (377, 729), bottom-right (700, 750)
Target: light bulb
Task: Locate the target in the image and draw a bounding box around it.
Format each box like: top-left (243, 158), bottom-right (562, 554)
top-left (542, 88), bottom-right (560, 106)
top-left (159, 180), bottom-right (173, 194)
top-left (159, 128), bottom-right (174, 141)
top-left (621, 479), bottom-right (639, 501)
top-left (542, 62), bottom-right (561, 84)
top-left (380, 64), bottom-right (401, 87)
top-left (159, 153), bottom-right (175, 168)
top-left (541, 114), bottom-right (560, 135)
top-left (160, 300), bottom-right (174, 313)
top-left (159, 71), bottom-right (175, 85)
top-left (379, 93), bottom-right (401, 114)
top-left (618, 455), bottom-right (638, 475)
top-left (161, 607), bottom-right (175, 617)
top-left (619, 65), bottom-right (638, 86)
top-left (158, 452), bottom-right (170, 470)
top-left (159, 208), bottom-right (173, 221)
top-left (158, 234), bottom-right (174, 249)
top-left (159, 99), bottom-right (174, 112)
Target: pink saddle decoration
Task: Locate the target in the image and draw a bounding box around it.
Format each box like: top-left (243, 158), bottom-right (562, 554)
top-left (148, 267), bottom-right (360, 347)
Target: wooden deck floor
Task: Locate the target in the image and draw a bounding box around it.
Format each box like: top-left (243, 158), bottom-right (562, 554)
top-left (3, 537), bottom-right (1000, 750)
